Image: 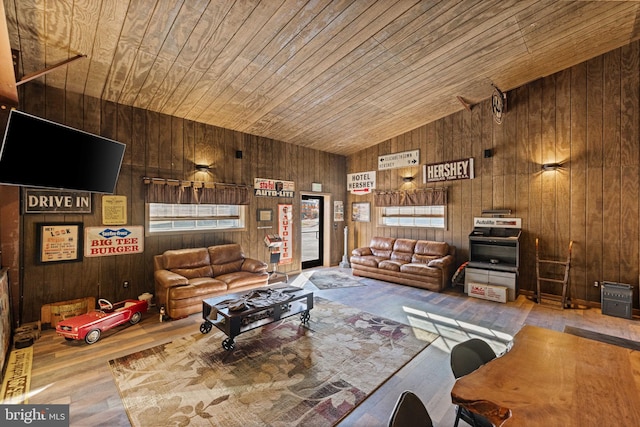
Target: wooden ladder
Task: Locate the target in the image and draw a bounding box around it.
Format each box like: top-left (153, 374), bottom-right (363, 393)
top-left (535, 238), bottom-right (573, 309)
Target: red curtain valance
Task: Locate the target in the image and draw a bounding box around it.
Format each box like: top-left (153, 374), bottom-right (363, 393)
top-left (143, 177), bottom-right (250, 205)
top-left (374, 187), bottom-right (447, 207)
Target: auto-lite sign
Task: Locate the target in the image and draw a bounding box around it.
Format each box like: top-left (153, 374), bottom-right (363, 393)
top-left (378, 149), bottom-right (419, 170)
top-left (23, 188), bottom-right (91, 213)
top-left (424, 158), bottom-right (474, 182)
top-left (347, 171), bottom-right (376, 194)
top-left (254, 178), bottom-right (295, 198)
top-left (84, 226), bottom-right (144, 257)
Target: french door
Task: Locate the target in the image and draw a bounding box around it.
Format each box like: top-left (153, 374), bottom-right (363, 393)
top-left (301, 195), bottom-right (323, 269)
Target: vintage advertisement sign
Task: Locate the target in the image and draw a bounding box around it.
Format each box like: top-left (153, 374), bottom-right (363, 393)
top-left (424, 158), bottom-right (474, 182)
top-left (347, 171), bottom-right (376, 194)
top-left (334, 201), bottom-right (344, 222)
top-left (102, 195), bottom-right (127, 225)
top-left (473, 217), bottom-right (522, 229)
top-left (37, 223), bottom-right (83, 263)
top-left (254, 178), bottom-right (295, 198)
top-left (84, 226), bottom-right (144, 257)
top-left (378, 149), bottom-right (420, 170)
top-left (23, 188), bottom-right (91, 213)
top-left (278, 204), bottom-right (293, 264)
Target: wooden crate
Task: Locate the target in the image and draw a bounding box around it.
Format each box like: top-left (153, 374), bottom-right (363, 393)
top-left (41, 297), bottom-right (96, 328)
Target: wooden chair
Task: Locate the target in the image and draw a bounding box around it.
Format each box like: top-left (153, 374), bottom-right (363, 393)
top-left (388, 390), bottom-right (433, 427)
top-left (535, 238), bottom-right (573, 309)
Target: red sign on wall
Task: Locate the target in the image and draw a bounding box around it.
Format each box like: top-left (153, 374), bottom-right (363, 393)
top-left (84, 226), bottom-right (144, 257)
top-left (278, 204), bottom-right (293, 264)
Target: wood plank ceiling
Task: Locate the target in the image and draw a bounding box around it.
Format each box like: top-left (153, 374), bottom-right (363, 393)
top-left (4, 0), bottom-right (640, 156)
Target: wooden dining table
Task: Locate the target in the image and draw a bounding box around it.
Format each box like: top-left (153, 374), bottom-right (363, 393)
top-left (451, 324), bottom-right (640, 426)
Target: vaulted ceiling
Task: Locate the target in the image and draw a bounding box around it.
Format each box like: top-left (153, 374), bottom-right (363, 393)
top-left (4, 0), bottom-right (640, 156)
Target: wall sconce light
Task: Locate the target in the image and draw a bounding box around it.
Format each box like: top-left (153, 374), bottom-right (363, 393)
top-left (195, 164), bottom-right (211, 172)
top-left (541, 162), bottom-right (562, 172)
top-left (402, 176), bottom-right (415, 183)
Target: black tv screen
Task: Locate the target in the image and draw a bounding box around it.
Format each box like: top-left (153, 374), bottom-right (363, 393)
top-left (0, 110), bottom-right (125, 193)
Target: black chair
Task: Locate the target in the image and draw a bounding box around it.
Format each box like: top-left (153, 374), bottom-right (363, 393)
top-left (388, 390), bottom-right (433, 427)
top-left (450, 338), bottom-right (497, 427)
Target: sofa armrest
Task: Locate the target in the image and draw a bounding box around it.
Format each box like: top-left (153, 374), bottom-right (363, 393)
top-left (241, 258), bottom-right (268, 273)
top-left (427, 254), bottom-right (455, 269)
top-left (154, 269), bottom-right (189, 289)
top-left (352, 247), bottom-right (372, 256)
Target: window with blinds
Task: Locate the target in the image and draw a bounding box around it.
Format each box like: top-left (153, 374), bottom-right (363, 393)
top-left (146, 203), bottom-right (246, 235)
top-left (378, 205), bottom-right (446, 229)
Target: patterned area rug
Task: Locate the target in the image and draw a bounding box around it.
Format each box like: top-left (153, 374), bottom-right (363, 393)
top-left (109, 297), bottom-right (437, 426)
top-left (304, 269), bottom-right (365, 289)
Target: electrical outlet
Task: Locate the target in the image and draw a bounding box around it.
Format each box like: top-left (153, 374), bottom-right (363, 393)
top-left (594, 281), bottom-right (599, 287)
top-left (123, 280), bottom-right (129, 288)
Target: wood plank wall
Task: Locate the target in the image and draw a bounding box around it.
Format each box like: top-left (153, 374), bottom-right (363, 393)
top-left (5, 39), bottom-right (640, 323)
top-left (346, 41), bottom-right (640, 308)
top-left (12, 83), bottom-right (346, 323)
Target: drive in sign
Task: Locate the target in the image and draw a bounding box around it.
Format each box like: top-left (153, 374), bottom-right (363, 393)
top-left (347, 171), bottom-right (376, 194)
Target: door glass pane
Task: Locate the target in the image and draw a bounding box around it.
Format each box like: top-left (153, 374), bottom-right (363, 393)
top-left (301, 198), bottom-right (320, 263)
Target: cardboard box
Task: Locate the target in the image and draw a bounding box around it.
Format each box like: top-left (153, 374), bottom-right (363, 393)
top-left (467, 282), bottom-right (507, 303)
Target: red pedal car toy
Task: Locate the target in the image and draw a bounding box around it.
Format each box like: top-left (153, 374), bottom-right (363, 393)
top-left (56, 298), bottom-right (148, 344)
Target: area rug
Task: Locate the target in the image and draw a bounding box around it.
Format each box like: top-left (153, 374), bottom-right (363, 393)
top-left (564, 326), bottom-right (640, 351)
top-left (109, 297), bottom-right (437, 427)
top-left (303, 269), bottom-right (365, 289)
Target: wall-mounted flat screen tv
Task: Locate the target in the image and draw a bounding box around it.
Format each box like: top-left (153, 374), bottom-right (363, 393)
top-left (0, 109), bottom-right (125, 193)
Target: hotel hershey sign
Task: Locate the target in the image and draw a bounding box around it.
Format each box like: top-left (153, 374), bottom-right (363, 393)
top-left (423, 158), bottom-right (474, 183)
top-left (23, 188), bottom-right (91, 213)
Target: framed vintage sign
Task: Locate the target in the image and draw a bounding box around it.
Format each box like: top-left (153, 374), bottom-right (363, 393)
top-left (257, 208), bottom-right (273, 222)
top-left (36, 222), bottom-right (83, 264)
top-left (102, 195), bottom-right (127, 225)
top-left (352, 202), bottom-right (370, 222)
top-left (23, 188), bottom-right (91, 214)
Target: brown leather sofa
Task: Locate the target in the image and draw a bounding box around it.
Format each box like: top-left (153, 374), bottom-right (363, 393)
top-left (350, 236), bottom-right (456, 292)
top-left (154, 243), bottom-right (269, 319)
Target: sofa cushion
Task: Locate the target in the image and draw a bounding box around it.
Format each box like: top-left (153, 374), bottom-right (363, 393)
top-left (410, 254), bottom-right (440, 264)
top-left (369, 236), bottom-right (395, 258)
top-left (168, 278), bottom-right (227, 300)
top-left (391, 239), bottom-right (417, 263)
top-left (208, 244), bottom-right (245, 276)
top-left (216, 271), bottom-right (270, 290)
top-left (400, 263), bottom-right (441, 278)
top-left (412, 240), bottom-right (450, 263)
top-left (350, 255), bottom-right (388, 268)
top-left (171, 265), bottom-right (214, 279)
top-left (208, 243), bottom-right (244, 264)
top-left (414, 240), bottom-right (449, 257)
top-left (379, 260), bottom-right (406, 272)
top-left (162, 248), bottom-right (211, 269)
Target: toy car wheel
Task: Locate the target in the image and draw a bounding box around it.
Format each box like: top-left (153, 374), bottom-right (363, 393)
top-left (85, 329), bottom-right (101, 344)
top-left (129, 312), bottom-right (142, 324)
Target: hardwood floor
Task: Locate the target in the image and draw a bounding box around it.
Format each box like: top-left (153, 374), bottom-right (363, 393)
top-left (22, 267), bottom-right (640, 426)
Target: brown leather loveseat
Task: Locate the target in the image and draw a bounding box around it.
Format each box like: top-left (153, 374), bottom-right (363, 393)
top-left (350, 236), bottom-right (456, 292)
top-left (154, 243), bottom-right (269, 319)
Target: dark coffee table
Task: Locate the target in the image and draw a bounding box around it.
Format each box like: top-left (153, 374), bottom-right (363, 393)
top-left (200, 286), bottom-right (313, 351)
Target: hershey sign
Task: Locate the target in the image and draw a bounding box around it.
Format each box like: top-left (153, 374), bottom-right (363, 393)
top-left (424, 158), bottom-right (474, 183)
